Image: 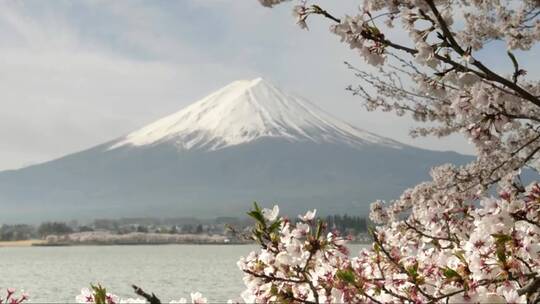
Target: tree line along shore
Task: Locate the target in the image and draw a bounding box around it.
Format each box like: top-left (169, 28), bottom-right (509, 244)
top-left (0, 214), bottom-right (372, 246)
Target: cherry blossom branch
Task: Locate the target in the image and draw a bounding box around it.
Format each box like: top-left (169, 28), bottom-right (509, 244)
top-left (372, 231), bottom-right (436, 301)
top-left (311, 0), bottom-right (540, 109)
top-left (424, 0), bottom-right (540, 107)
top-left (132, 285), bottom-right (161, 304)
top-left (404, 219), bottom-right (455, 243)
top-left (309, 5), bottom-right (340, 23)
top-left (242, 269), bottom-right (306, 284)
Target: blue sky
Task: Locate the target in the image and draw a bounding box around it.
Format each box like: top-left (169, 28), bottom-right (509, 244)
top-left (2, 0), bottom-right (531, 170)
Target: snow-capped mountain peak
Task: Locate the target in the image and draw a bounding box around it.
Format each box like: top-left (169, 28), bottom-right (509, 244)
top-left (110, 77), bottom-right (402, 151)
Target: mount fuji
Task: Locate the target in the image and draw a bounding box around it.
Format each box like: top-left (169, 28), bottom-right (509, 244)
top-left (0, 78), bottom-right (471, 222)
top-left (110, 77), bottom-right (401, 151)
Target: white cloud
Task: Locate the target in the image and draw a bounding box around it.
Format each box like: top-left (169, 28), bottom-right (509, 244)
top-left (0, 2), bottom-right (256, 169)
top-left (0, 0), bottom-right (477, 170)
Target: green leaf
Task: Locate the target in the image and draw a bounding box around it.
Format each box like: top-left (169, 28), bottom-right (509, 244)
top-left (453, 251), bottom-right (467, 264)
top-left (491, 233), bottom-right (512, 244)
top-left (315, 219), bottom-right (324, 239)
top-left (90, 284), bottom-right (107, 304)
top-left (247, 202), bottom-right (268, 226)
top-left (268, 219), bottom-right (282, 233)
top-left (496, 247), bottom-right (507, 264)
top-left (336, 269), bottom-right (356, 284)
top-left (442, 267), bottom-right (460, 280)
top-left (247, 211), bottom-right (265, 224)
top-left (368, 26), bottom-right (380, 36)
top-left (406, 263), bottom-right (419, 279)
top-left (373, 242), bottom-right (381, 254)
top-left (270, 284), bottom-right (278, 296)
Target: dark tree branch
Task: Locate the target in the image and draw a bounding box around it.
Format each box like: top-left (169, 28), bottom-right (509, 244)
top-left (132, 285), bottom-right (161, 304)
top-left (310, 5), bottom-right (341, 23)
top-left (310, 0), bottom-right (540, 108)
top-left (424, 0), bottom-right (540, 108)
top-left (518, 276), bottom-right (540, 297)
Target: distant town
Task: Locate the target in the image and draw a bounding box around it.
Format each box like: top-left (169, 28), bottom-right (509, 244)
top-left (0, 214), bottom-right (372, 246)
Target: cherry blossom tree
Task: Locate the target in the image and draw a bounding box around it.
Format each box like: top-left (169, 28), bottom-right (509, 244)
top-left (236, 0), bottom-right (540, 303)
top-left (0, 288), bottom-right (28, 304)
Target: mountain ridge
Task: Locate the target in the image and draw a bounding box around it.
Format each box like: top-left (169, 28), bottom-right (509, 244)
top-left (0, 78), bottom-right (473, 223)
top-left (109, 77), bottom-right (403, 151)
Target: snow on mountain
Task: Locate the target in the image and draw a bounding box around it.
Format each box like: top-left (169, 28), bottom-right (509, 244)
top-left (0, 77), bottom-right (474, 222)
top-left (110, 77), bottom-right (402, 151)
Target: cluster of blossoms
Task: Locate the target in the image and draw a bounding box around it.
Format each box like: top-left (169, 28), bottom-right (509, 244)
top-left (237, 205), bottom-right (351, 303)
top-left (236, 197), bottom-right (539, 303)
top-left (76, 286), bottom-right (125, 304)
top-left (75, 285), bottom-right (209, 304)
top-left (0, 288), bottom-right (28, 304)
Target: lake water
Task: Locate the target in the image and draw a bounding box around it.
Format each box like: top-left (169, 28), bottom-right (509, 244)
top-left (0, 244), bottom-right (367, 303)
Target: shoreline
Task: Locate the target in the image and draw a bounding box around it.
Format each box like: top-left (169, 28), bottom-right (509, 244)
top-left (0, 240), bottom-right (371, 247)
top-left (0, 239), bottom-right (45, 247)
top-left (32, 241), bottom-right (252, 247)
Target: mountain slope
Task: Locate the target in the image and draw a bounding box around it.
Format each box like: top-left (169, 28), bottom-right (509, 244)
top-left (0, 78), bottom-right (472, 223)
top-left (109, 77), bottom-right (401, 150)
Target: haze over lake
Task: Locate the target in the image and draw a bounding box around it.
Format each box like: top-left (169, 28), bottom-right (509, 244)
top-left (1, 245), bottom-right (253, 303)
top-left (0, 244), bottom-right (368, 303)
